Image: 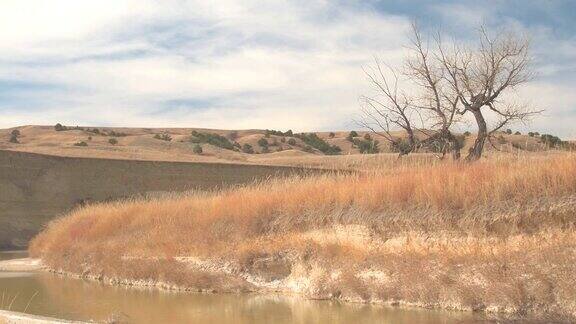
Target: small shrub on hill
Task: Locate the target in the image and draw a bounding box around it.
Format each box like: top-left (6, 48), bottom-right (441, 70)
top-left (540, 134), bottom-right (570, 149)
top-left (505, 129), bottom-right (513, 135)
top-left (154, 134), bottom-right (172, 141)
top-left (108, 130), bottom-right (127, 137)
top-left (9, 129), bottom-right (20, 144)
top-left (190, 131), bottom-right (234, 150)
top-left (329, 132), bottom-right (335, 138)
top-left (258, 138), bottom-right (269, 148)
top-left (346, 131), bottom-right (358, 142)
top-left (74, 141), bottom-right (88, 147)
top-left (354, 138), bottom-right (380, 154)
top-left (294, 133), bottom-right (341, 155)
top-left (266, 129), bottom-right (294, 137)
top-left (54, 123), bottom-right (67, 131)
top-left (463, 131), bottom-right (471, 136)
top-left (108, 138), bottom-right (118, 145)
top-left (9, 134), bottom-right (19, 143)
top-left (287, 138), bottom-right (296, 146)
top-left (242, 144), bottom-right (254, 154)
top-left (193, 144), bottom-right (203, 154)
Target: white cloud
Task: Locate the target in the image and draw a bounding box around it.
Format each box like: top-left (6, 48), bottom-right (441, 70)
top-left (0, 0), bottom-right (574, 138)
top-left (0, 0), bottom-right (413, 131)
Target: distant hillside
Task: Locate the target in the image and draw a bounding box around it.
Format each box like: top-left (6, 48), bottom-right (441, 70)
top-left (0, 125), bottom-right (568, 165)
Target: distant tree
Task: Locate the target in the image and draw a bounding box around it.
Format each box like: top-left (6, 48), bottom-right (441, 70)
top-left (74, 141), bottom-right (88, 147)
top-left (54, 123), bottom-right (66, 131)
top-left (154, 133), bottom-right (172, 141)
top-left (346, 131), bottom-right (358, 142)
top-left (354, 138), bottom-right (380, 154)
top-left (242, 143), bottom-right (254, 154)
top-left (540, 134), bottom-right (563, 148)
top-left (515, 131), bottom-right (521, 135)
top-left (294, 133), bottom-right (341, 155)
top-left (190, 131), bottom-right (234, 149)
top-left (463, 131), bottom-right (471, 137)
top-left (108, 130), bottom-right (127, 137)
top-left (287, 138), bottom-right (296, 146)
top-left (108, 138), bottom-right (118, 145)
top-left (11, 129), bottom-right (20, 137)
top-left (193, 144), bottom-right (203, 154)
top-left (9, 134), bottom-right (19, 143)
top-left (258, 138), bottom-right (269, 148)
top-left (328, 132), bottom-right (336, 138)
top-left (506, 129), bottom-right (513, 135)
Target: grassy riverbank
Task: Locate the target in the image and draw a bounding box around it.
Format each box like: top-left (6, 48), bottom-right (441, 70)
top-left (30, 153), bottom-right (576, 321)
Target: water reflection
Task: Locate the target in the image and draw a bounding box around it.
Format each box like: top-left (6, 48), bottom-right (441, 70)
top-left (0, 252), bottom-right (484, 323)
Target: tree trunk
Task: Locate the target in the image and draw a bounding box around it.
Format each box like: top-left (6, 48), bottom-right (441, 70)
top-left (466, 109), bottom-right (487, 161)
top-left (443, 130), bottom-right (461, 161)
top-left (407, 128), bottom-right (416, 153)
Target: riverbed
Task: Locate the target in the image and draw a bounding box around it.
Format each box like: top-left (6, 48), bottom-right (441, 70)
top-left (0, 251), bottom-right (486, 323)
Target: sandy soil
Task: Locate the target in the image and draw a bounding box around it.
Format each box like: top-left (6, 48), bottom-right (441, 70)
top-left (0, 258), bottom-right (42, 272)
top-left (0, 310), bottom-right (86, 324)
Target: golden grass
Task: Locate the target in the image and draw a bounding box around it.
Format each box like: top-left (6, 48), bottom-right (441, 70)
top-left (30, 153), bottom-right (576, 320)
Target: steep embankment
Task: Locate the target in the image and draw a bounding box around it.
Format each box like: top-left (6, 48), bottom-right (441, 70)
top-left (0, 150), bottom-right (319, 249)
top-left (31, 154), bottom-right (576, 321)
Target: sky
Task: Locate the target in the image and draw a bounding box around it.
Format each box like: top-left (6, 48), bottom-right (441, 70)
top-left (1, 0), bottom-right (575, 138)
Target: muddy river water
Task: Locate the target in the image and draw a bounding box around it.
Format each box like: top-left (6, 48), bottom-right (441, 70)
top-left (0, 251), bottom-right (486, 323)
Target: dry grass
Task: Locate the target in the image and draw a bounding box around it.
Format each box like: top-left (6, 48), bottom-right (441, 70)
top-left (30, 153), bottom-right (576, 321)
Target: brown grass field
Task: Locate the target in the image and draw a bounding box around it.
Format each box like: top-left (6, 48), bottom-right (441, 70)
top-left (1, 125), bottom-right (564, 169)
top-left (30, 152), bottom-right (576, 321)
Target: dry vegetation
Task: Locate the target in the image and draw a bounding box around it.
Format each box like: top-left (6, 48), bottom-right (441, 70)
top-left (30, 152), bottom-right (576, 321)
top-left (1, 126), bottom-right (570, 170)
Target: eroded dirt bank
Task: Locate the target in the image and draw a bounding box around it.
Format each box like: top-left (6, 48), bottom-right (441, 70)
top-left (29, 155), bottom-right (576, 322)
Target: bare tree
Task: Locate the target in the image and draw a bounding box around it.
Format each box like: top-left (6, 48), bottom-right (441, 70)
top-left (438, 27), bottom-right (540, 161)
top-left (360, 24), bottom-right (540, 161)
top-left (359, 24), bottom-right (463, 159)
top-left (358, 59), bottom-right (417, 156)
top-left (404, 24), bottom-right (463, 160)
